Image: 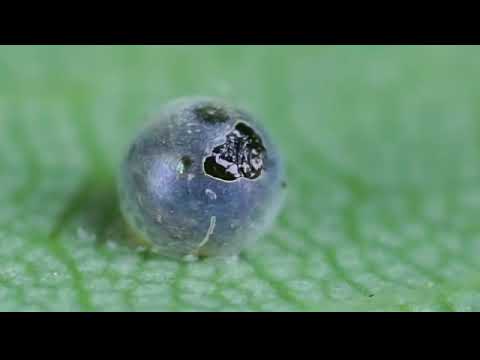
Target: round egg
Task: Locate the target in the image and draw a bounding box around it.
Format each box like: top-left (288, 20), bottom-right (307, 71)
top-left (118, 97), bottom-right (286, 259)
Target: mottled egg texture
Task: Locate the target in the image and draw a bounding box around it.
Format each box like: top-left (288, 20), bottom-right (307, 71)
top-left (118, 97), bottom-right (286, 259)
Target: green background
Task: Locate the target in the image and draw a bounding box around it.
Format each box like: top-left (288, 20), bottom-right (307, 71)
top-left (1, 45), bottom-right (479, 311)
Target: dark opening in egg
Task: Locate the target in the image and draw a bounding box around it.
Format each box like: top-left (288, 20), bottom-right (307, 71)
top-left (204, 122), bottom-right (266, 182)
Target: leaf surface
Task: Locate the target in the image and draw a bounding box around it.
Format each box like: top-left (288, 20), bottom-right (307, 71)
top-left (1, 45), bottom-right (479, 311)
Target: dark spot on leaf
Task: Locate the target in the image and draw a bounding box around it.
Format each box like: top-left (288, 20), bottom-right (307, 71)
top-left (204, 122), bottom-right (266, 182)
top-left (194, 105), bottom-right (229, 124)
top-left (281, 181), bottom-right (287, 189)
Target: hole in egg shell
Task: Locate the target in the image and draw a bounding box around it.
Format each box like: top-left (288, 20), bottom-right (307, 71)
top-left (203, 122), bottom-right (266, 182)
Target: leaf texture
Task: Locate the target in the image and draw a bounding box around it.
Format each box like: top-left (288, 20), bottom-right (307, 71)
top-left (0, 45), bottom-right (479, 311)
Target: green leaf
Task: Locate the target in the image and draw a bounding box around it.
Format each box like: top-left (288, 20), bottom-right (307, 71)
top-left (1, 45), bottom-right (480, 311)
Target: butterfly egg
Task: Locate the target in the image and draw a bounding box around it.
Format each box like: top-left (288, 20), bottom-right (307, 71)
top-left (118, 97), bottom-right (286, 260)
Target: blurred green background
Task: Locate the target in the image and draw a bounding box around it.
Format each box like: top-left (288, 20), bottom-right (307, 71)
top-left (1, 45), bottom-right (480, 311)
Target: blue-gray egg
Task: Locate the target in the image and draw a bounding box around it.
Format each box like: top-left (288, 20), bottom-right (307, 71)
top-left (118, 97), bottom-right (286, 259)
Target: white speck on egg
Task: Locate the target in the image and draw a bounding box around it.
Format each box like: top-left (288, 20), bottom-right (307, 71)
top-left (205, 189), bottom-right (217, 201)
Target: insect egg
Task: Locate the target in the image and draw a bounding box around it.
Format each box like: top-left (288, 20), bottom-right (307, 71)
top-left (118, 97), bottom-right (286, 259)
